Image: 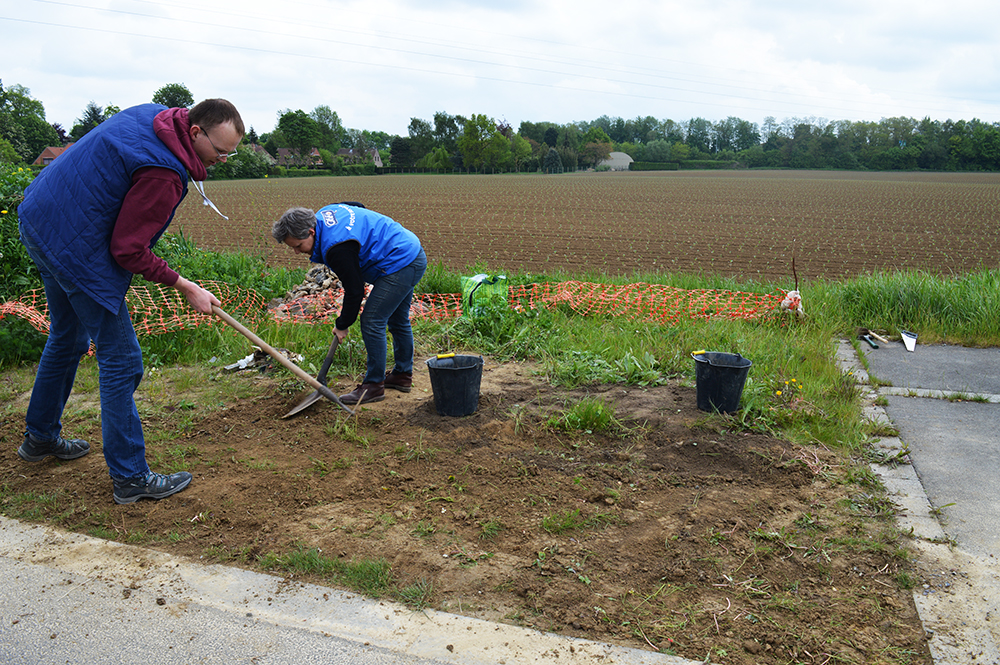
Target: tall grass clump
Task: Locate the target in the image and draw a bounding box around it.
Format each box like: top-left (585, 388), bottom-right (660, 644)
top-left (826, 270), bottom-right (1000, 346)
top-left (149, 231), bottom-right (304, 301)
top-left (415, 259), bottom-right (462, 295)
top-left (138, 307), bottom-right (370, 372)
top-left (419, 298), bottom-right (561, 362)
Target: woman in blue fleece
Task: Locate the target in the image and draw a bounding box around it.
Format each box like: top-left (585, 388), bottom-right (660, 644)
top-left (272, 204), bottom-right (427, 405)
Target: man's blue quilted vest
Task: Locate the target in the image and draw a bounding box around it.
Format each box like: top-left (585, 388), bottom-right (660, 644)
top-left (19, 104), bottom-right (189, 313)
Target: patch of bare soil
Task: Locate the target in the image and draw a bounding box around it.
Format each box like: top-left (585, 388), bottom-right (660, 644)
top-left (0, 360), bottom-right (931, 664)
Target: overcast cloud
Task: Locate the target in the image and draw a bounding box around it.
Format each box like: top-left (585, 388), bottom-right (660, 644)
top-left (5, 0), bottom-right (999, 137)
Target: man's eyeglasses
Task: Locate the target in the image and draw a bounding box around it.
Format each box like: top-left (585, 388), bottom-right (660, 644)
top-left (203, 129), bottom-right (239, 159)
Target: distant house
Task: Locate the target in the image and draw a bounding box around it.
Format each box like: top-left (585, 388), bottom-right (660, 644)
top-left (337, 148), bottom-right (383, 167)
top-left (32, 143), bottom-right (75, 166)
top-left (276, 148), bottom-right (322, 167)
top-left (251, 144), bottom-right (276, 165)
top-left (336, 148), bottom-right (360, 164)
top-left (598, 151), bottom-right (634, 171)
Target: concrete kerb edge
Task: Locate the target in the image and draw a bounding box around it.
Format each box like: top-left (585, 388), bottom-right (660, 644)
top-left (837, 339), bottom-right (1000, 664)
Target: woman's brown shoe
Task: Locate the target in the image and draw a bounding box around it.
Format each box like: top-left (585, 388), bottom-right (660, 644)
top-left (383, 370), bottom-right (413, 392)
top-left (340, 382), bottom-right (385, 404)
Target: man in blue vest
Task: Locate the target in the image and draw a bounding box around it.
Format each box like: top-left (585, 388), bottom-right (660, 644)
top-left (271, 204), bottom-right (426, 405)
top-left (17, 98), bottom-right (244, 504)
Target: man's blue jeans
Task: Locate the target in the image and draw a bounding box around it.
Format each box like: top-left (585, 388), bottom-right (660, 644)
top-left (20, 227), bottom-right (150, 481)
top-left (360, 248), bottom-right (427, 384)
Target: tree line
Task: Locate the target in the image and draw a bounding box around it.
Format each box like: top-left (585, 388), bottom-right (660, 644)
top-left (3, 80), bottom-right (1000, 175)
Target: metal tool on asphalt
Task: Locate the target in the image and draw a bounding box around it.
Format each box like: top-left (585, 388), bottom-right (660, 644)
top-left (212, 306), bottom-right (354, 416)
top-left (283, 336), bottom-right (341, 418)
top-left (857, 328), bottom-right (888, 349)
top-left (868, 330), bottom-right (889, 344)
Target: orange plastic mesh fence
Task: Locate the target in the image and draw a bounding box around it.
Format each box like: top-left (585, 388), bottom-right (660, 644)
top-left (0, 280), bottom-right (786, 336)
top-left (0, 282), bottom-right (272, 336)
top-left (509, 282), bottom-right (786, 324)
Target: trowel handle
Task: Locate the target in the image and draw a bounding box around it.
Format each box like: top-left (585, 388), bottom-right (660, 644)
top-left (316, 336), bottom-right (340, 385)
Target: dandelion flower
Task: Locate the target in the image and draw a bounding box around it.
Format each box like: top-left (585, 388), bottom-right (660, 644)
top-left (776, 390), bottom-right (782, 396)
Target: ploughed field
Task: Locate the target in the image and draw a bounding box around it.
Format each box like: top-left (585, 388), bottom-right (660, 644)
top-left (174, 169), bottom-right (1000, 282)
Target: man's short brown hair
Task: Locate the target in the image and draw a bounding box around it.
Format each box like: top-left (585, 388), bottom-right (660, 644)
top-left (189, 99), bottom-right (245, 135)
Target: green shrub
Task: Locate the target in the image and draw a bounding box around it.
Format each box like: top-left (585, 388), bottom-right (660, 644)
top-left (0, 317), bottom-right (46, 367)
top-left (284, 167), bottom-right (330, 178)
top-left (0, 164), bottom-right (40, 300)
top-left (0, 137), bottom-right (21, 165)
top-left (678, 160), bottom-right (740, 170)
top-left (629, 162), bottom-right (679, 171)
top-left (343, 163), bottom-right (377, 176)
top-left (0, 155), bottom-right (44, 368)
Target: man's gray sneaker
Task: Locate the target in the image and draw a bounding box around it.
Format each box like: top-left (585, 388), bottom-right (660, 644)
top-left (18, 433), bottom-right (90, 462)
top-left (113, 471), bottom-right (192, 505)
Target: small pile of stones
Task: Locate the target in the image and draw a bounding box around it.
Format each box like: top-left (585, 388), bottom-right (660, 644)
top-left (267, 265), bottom-right (344, 319)
top-left (286, 264), bottom-right (341, 299)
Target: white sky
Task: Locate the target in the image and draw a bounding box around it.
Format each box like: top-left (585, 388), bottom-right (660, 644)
top-left (5, 0), bottom-right (1000, 138)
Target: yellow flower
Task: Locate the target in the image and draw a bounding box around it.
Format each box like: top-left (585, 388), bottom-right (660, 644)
top-left (1, 210), bottom-right (6, 214)
top-left (776, 390), bottom-right (782, 396)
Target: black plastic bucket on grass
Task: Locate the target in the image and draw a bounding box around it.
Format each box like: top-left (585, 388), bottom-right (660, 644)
top-left (425, 354), bottom-right (484, 416)
top-left (692, 352), bottom-right (752, 414)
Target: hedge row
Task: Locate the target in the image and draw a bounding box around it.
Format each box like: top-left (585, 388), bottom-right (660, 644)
top-left (629, 162), bottom-right (679, 171)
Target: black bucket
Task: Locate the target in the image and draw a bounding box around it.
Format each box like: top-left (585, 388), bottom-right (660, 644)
top-left (692, 352), bottom-right (752, 413)
top-left (425, 355), bottom-right (484, 417)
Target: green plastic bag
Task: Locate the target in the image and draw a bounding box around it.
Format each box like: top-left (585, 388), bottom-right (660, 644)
top-left (461, 273), bottom-right (507, 317)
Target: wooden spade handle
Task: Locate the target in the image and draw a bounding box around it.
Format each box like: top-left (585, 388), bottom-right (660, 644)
top-left (213, 306), bottom-right (353, 415)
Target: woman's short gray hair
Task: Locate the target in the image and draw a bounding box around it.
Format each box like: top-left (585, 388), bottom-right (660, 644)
top-left (272, 207), bottom-right (316, 243)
